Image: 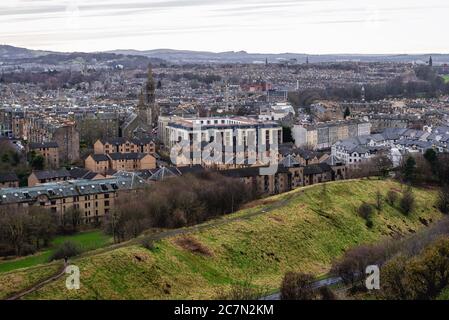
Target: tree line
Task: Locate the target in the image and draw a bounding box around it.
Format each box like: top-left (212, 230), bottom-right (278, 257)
top-left (0, 206), bottom-right (83, 257)
top-left (103, 172), bottom-right (258, 243)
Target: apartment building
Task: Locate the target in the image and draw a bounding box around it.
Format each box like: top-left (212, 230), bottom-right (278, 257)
top-left (292, 120), bottom-right (372, 150)
top-left (0, 175), bottom-right (147, 223)
top-left (85, 153), bottom-right (156, 174)
top-left (162, 116), bottom-right (283, 168)
top-left (28, 169), bottom-right (71, 187)
top-left (220, 165), bottom-right (292, 195)
top-left (28, 142), bottom-right (60, 168)
top-left (94, 137), bottom-right (155, 155)
top-left (220, 161), bottom-right (346, 196)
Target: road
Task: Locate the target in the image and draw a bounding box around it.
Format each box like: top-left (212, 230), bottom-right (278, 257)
top-left (260, 276), bottom-right (343, 300)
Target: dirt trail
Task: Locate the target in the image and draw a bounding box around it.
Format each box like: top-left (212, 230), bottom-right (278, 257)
top-left (6, 261), bottom-right (67, 300)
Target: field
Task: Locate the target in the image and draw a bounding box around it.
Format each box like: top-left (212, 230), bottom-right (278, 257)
top-left (0, 179), bottom-right (442, 299)
top-left (0, 230), bottom-right (111, 273)
top-left (442, 75), bottom-right (449, 83)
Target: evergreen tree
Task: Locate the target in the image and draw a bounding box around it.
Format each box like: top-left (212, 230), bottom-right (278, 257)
top-left (343, 106), bottom-right (351, 119)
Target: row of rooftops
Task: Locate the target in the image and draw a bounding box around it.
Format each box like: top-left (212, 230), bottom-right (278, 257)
top-left (334, 127), bottom-right (449, 154)
top-left (297, 119), bottom-right (370, 130)
top-left (0, 175), bottom-right (147, 205)
top-left (90, 152), bottom-right (152, 162)
top-left (166, 116), bottom-right (280, 130)
top-left (97, 137), bottom-right (155, 146)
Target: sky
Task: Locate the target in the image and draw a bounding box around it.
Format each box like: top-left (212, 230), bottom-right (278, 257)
top-left (0, 0), bottom-right (448, 54)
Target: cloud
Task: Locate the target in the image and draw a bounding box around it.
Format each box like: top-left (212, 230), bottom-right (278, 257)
top-left (0, 0), bottom-right (448, 54)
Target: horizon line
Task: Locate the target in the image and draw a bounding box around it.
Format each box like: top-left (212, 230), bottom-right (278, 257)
top-left (1, 43), bottom-right (447, 57)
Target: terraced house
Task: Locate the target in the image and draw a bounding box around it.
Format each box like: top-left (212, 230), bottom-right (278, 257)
top-left (85, 152), bottom-right (156, 174)
top-left (0, 174), bottom-right (147, 223)
top-left (93, 137), bottom-right (156, 155)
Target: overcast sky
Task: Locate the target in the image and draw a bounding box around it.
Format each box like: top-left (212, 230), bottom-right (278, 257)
top-left (0, 0), bottom-right (447, 54)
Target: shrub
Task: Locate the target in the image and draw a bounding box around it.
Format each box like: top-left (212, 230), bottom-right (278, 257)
top-left (365, 219), bottom-right (374, 229)
top-left (386, 190), bottom-right (398, 206)
top-left (436, 185), bottom-right (449, 215)
top-left (375, 190), bottom-right (383, 212)
top-left (141, 237), bottom-right (155, 251)
top-left (49, 241), bottom-right (81, 261)
top-left (400, 188), bottom-right (415, 215)
top-left (318, 286), bottom-right (337, 300)
top-left (358, 202), bottom-right (373, 220)
top-left (216, 279), bottom-right (269, 300)
top-left (280, 272), bottom-right (316, 300)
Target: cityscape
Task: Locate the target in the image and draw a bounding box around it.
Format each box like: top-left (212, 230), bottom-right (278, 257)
top-left (1, 0), bottom-right (449, 313)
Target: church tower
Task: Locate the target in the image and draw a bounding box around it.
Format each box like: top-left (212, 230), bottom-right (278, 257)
top-left (121, 64), bottom-right (158, 139)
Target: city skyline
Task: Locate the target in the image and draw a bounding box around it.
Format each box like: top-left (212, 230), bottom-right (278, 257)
top-left (1, 0), bottom-right (448, 54)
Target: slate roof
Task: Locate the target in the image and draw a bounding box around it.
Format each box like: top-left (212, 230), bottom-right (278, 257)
top-left (0, 172), bottom-right (19, 183)
top-left (32, 169), bottom-right (70, 180)
top-left (303, 163), bottom-right (332, 175)
top-left (69, 168), bottom-right (99, 180)
top-left (280, 155), bottom-right (300, 168)
top-left (99, 137), bottom-right (154, 146)
top-left (108, 153), bottom-right (147, 160)
top-left (91, 154), bottom-right (109, 162)
top-left (0, 176), bottom-right (147, 205)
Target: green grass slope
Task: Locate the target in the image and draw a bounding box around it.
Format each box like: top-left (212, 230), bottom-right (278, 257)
top-left (0, 231), bottom-right (111, 273)
top-left (1, 179), bottom-right (442, 300)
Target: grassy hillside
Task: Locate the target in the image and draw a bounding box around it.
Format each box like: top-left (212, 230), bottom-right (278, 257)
top-left (0, 263), bottom-right (61, 299)
top-left (0, 231), bottom-right (111, 274)
top-left (1, 179), bottom-right (442, 300)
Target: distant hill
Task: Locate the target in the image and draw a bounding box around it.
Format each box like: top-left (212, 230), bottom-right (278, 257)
top-left (2, 44), bottom-right (449, 66)
top-left (0, 179), bottom-right (442, 300)
top-left (0, 45), bottom-right (165, 68)
top-left (0, 45), bottom-right (52, 60)
top-left (109, 48), bottom-right (449, 65)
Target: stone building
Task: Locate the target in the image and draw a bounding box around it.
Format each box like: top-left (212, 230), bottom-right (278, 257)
top-left (28, 142), bottom-right (60, 169)
top-left (0, 175), bottom-right (147, 223)
top-left (0, 173), bottom-right (19, 189)
top-left (292, 120), bottom-right (372, 150)
top-left (93, 137), bottom-right (155, 155)
top-left (121, 66), bottom-right (159, 139)
top-left (163, 116), bottom-right (283, 168)
top-left (85, 153), bottom-right (156, 174)
top-left (28, 169), bottom-right (71, 187)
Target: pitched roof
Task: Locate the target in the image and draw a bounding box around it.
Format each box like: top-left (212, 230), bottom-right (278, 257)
top-left (69, 168), bottom-right (100, 180)
top-left (108, 152), bottom-right (147, 160)
top-left (90, 154), bottom-right (110, 162)
top-left (0, 176), bottom-right (148, 205)
top-left (303, 163), bottom-right (332, 175)
top-left (280, 155), bottom-right (300, 167)
top-left (0, 172), bottom-right (19, 183)
top-left (176, 165), bottom-right (206, 175)
top-left (149, 167), bottom-right (180, 181)
top-left (32, 169), bottom-right (71, 180)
